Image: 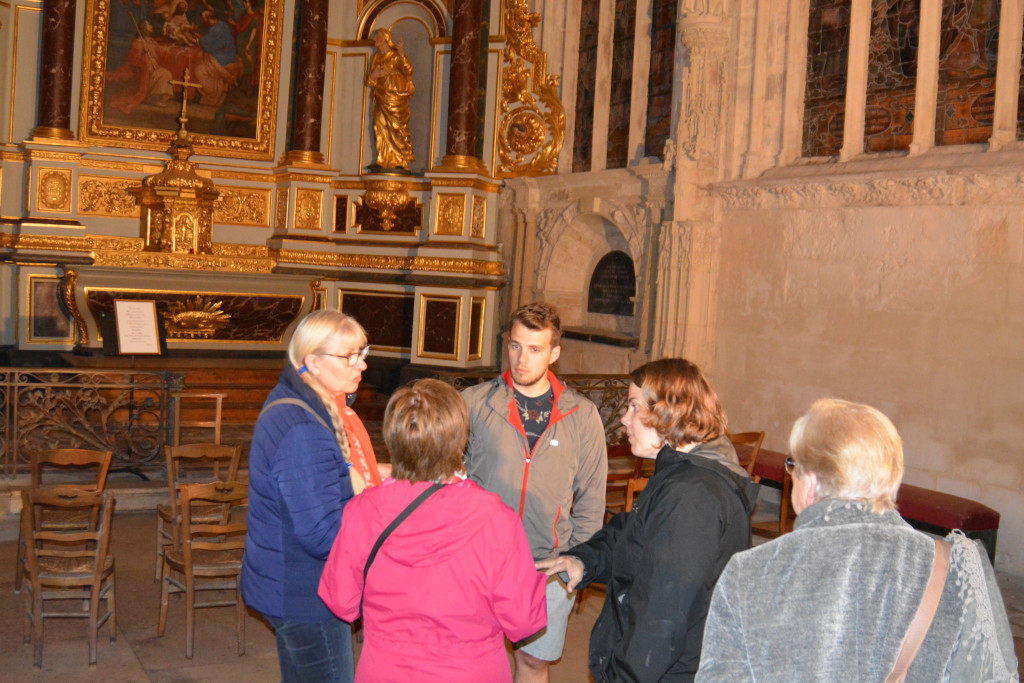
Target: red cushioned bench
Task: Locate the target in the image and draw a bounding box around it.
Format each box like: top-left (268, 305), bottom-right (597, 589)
top-left (749, 447), bottom-right (1000, 562)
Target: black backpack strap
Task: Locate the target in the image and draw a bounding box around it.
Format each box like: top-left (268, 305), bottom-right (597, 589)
top-left (360, 482), bottom-right (444, 615)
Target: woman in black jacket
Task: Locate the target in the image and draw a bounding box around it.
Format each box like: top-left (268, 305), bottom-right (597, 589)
top-left (538, 358), bottom-right (759, 682)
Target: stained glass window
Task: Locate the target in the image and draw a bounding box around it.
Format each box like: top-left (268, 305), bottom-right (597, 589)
top-left (644, 0), bottom-right (677, 158)
top-left (803, 0), bottom-right (851, 156)
top-left (574, 0), bottom-right (600, 172)
top-left (864, 0), bottom-right (920, 153)
top-left (607, 0), bottom-right (637, 169)
top-left (935, 0), bottom-right (999, 145)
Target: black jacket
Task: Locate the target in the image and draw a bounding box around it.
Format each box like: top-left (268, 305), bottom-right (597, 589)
top-left (565, 439), bottom-right (759, 682)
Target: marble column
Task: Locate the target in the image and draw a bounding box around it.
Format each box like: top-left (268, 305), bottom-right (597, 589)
top-left (442, 0), bottom-right (485, 171)
top-left (33, 0), bottom-right (77, 140)
top-left (286, 0), bottom-right (329, 164)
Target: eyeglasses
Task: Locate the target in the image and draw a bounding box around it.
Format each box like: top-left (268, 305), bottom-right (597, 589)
top-left (784, 457), bottom-right (797, 475)
top-left (322, 345), bottom-right (370, 366)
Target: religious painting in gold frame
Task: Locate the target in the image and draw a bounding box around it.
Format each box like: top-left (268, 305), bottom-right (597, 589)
top-left (78, 0), bottom-right (283, 160)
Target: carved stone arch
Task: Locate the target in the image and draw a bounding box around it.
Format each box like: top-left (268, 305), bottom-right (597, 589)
top-left (358, 0), bottom-right (449, 39)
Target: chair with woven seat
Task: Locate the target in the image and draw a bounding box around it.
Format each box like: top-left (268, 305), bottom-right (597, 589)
top-left (20, 487), bottom-right (116, 668)
top-left (158, 480), bottom-right (248, 659)
top-left (155, 443), bottom-right (242, 581)
top-left (727, 431), bottom-right (765, 478)
top-left (14, 448), bottom-right (113, 594)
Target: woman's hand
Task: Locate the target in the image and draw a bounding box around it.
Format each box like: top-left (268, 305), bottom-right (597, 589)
top-left (535, 555), bottom-right (585, 593)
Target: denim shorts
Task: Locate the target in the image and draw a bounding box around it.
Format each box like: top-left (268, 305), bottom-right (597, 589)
top-left (517, 573), bottom-right (576, 662)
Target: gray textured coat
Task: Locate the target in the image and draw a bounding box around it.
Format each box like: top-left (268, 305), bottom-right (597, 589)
top-left (697, 499), bottom-right (1018, 682)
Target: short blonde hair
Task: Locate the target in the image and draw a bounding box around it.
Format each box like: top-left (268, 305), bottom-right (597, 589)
top-left (789, 398), bottom-right (903, 513)
top-left (385, 379), bottom-right (468, 483)
top-left (287, 309), bottom-right (367, 369)
top-left (630, 358), bottom-right (727, 446)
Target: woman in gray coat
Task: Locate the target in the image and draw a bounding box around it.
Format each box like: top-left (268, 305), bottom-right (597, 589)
top-left (697, 398), bottom-right (1018, 682)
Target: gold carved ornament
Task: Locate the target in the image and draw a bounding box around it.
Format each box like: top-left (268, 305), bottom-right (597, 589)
top-left (59, 269), bottom-right (89, 345)
top-left (162, 296), bottom-right (232, 338)
top-left (362, 180), bottom-right (411, 231)
top-left (498, 0), bottom-right (566, 176)
top-left (435, 194), bottom-right (465, 236)
top-left (38, 169), bottom-right (72, 211)
top-left (294, 189), bottom-right (324, 230)
top-left (79, 177), bottom-right (139, 216)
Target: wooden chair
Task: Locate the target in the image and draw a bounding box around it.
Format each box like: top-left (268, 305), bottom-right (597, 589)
top-left (727, 431), bottom-right (766, 478)
top-left (20, 488), bottom-right (116, 668)
top-left (604, 444), bottom-right (643, 521)
top-left (625, 476), bottom-right (650, 511)
top-left (170, 392), bottom-right (226, 446)
top-left (155, 443), bottom-right (242, 581)
top-left (158, 480), bottom-right (248, 659)
top-left (14, 448), bottom-right (113, 594)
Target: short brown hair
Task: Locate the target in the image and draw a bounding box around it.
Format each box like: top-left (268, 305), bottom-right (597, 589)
top-left (385, 379), bottom-right (468, 483)
top-left (509, 301), bottom-right (561, 347)
top-left (630, 358), bottom-right (727, 446)
top-left (789, 398), bottom-right (903, 512)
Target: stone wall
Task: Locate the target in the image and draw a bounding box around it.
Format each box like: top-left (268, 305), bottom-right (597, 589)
top-left (712, 157), bottom-right (1024, 573)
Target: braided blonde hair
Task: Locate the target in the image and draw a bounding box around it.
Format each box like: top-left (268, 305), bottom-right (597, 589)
top-left (288, 310), bottom-right (368, 491)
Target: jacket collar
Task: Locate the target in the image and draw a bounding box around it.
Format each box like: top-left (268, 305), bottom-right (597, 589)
top-left (654, 443), bottom-right (759, 514)
top-left (277, 363), bottom-right (334, 425)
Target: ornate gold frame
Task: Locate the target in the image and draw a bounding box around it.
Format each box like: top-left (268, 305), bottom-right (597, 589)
top-left (78, 0), bottom-right (283, 160)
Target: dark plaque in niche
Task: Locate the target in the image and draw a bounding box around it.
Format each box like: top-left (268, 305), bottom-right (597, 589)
top-left (334, 196), bottom-right (348, 232)
top-left (588, 251), bottom-right (635, 316)
top-left (341, 292), bottom-right (414, 351)
top-left (468, 298), bottom-right (485, 359)
top-left (421, 297), bottom-right (460, 358)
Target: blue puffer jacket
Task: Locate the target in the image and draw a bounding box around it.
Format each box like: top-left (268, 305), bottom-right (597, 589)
top-left (241, 364), bottom-right (355, 623)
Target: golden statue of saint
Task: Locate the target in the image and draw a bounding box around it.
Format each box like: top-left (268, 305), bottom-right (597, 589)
top-left (367, 28), bottom-right (415, 169)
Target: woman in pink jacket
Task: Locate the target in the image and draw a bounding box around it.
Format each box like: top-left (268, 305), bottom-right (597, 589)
top-left (319, 379), bottom-right (546, 682)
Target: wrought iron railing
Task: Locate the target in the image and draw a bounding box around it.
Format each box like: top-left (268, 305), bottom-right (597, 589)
top-left (0, 368), bottom-right (181, 477)
top-left (436, 371), bottom-right (630, 443)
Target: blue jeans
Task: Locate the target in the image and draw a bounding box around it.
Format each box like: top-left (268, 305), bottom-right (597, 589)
top-left (265, 615), bottom-right (354, 683)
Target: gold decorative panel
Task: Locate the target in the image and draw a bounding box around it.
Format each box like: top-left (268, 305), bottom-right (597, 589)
top-left (469, 296), bottom-right (485, 360)
top-left (470, 195), bottom-right (486, 238)
top-left (79, 176), bottom-right (139, 217)
top-left (37, 169), bottom-right (72, 212)
top-left (214, 186), bottom-right (272, 227)
top-left (435, 193), bottom-right (465, 236)
top-left (275, 189), bottom-right (289, 229)
top-left (294, 189), bottom-right (323, 230)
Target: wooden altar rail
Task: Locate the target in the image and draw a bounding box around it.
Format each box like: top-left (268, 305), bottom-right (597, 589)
top-left (0, 368), bottom-right (182, 477)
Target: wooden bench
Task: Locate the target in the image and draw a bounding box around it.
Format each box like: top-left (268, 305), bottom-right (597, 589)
top-left (749, 447), bottom-right (1001, 562)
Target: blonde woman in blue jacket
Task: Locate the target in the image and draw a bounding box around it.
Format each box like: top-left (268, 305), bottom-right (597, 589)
top-left (242, 310), bottom-right (370, 683)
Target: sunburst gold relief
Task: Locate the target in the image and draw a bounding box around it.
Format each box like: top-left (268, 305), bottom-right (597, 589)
top-left (163, 296), bottom-right (232, 338)
top-left (498, 0), bottom-right (565, 176)
top-left (78, 0), bottom-right (283, 160)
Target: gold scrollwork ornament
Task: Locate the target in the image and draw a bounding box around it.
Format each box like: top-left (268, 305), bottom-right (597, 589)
top-left (498, 0), bottom-right (566, 176)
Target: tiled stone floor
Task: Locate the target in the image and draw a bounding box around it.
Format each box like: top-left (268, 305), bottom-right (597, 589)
top-left (1, 507), bottom-right (1021, 681)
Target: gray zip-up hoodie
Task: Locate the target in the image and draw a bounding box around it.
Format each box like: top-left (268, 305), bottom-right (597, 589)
top-left (462, 371), bottom-right (608, 561)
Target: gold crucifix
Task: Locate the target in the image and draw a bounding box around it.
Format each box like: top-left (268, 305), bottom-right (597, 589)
top-left (169, 69), bottom-right (203, 139)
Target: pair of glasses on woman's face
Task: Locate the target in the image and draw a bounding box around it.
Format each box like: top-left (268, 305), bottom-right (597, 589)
top-left (322, 345), bottom-right (370, 366)
top-left (784, 456), bottom-right (797, 475)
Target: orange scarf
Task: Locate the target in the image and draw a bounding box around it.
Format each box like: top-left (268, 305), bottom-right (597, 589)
top-left (335, 397), bottom-right (383, 488)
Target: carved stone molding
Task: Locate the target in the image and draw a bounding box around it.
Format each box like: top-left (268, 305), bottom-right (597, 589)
top-left (678, 17), bottom-right (728, 168)
top-left (716, 169), bottom-right (1024, 210)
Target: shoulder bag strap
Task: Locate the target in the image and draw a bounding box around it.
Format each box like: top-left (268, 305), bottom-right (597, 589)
top-left (359, 482), bottom-right (444, 616)
top-left (259, 397), bottom-right (330, 431)
top-left (885, 538), bottom-right (951, 683)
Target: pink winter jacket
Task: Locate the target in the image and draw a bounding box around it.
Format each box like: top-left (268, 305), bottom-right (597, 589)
top-left (318, 478), bottom-right (547, 682)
